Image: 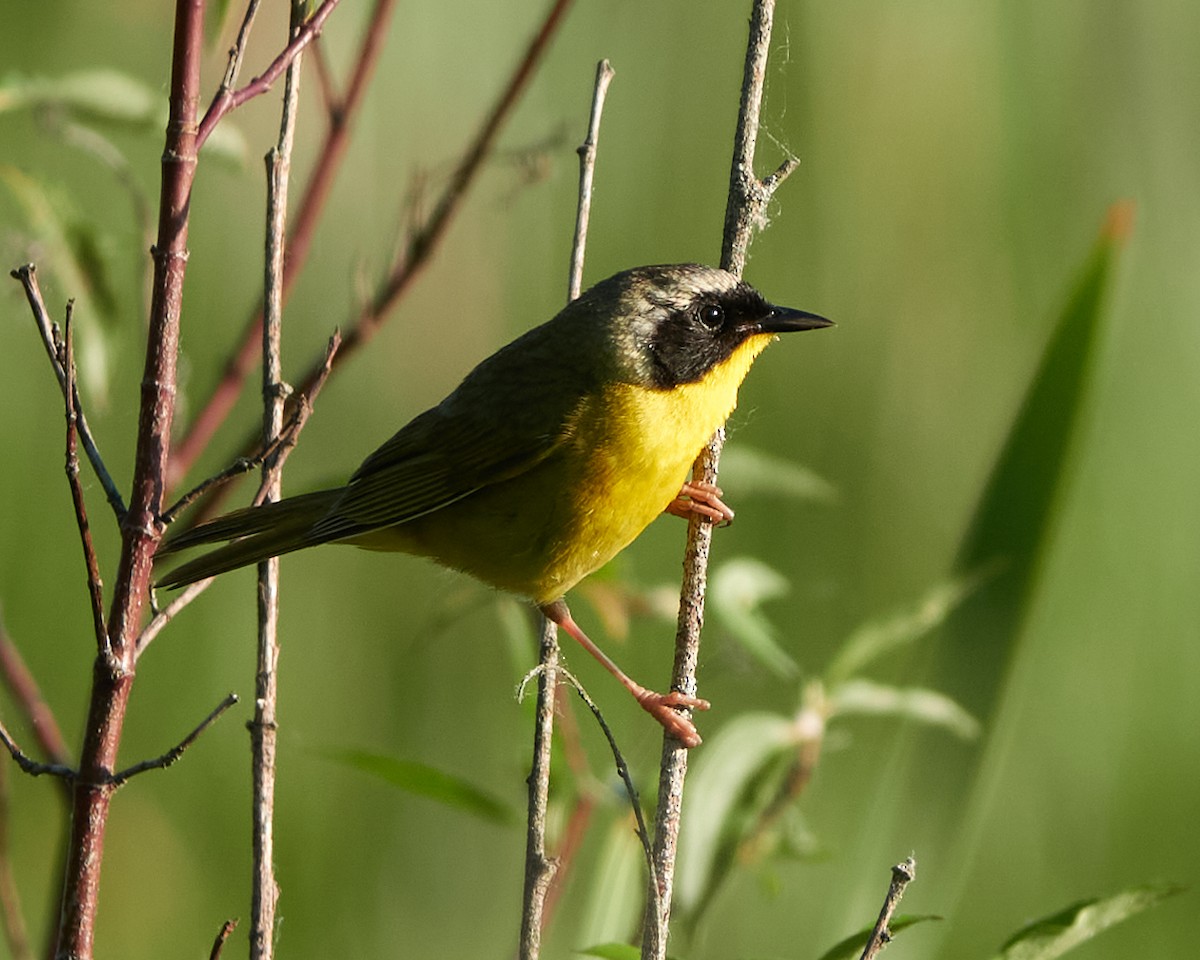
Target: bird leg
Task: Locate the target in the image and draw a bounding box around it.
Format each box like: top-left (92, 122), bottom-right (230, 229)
top-left (664, 480), bottom-right (735, 525)
top-left (539, 598), bottom-right (709, 748)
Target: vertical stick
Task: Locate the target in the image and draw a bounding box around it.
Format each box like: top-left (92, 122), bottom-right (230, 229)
top-left (643, 2), bottom-right (795, 958)
top-left (250, 3), bottom-right (306, 957)
top-left (519, 59), bottom-right (615, 960)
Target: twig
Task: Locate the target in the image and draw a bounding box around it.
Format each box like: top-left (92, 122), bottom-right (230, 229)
top-left (61, 303), bottom-right (110, 655)
top-left (568, 59), bottom-right (615, 300)
top-left (519, 59), bottom-right (612, 959)
top-left (168, 0), bottom-right (399, 490)
top-left (859, 857), bottom-right (917, 960)
top-left (196, 0), bottom-right (341, 149)
top-left (0, 720), bottom-right (74, 780)
top-left (553, 669), bottom-right (656, 891)
top-left (209, 918), bottom-right (239, 960)
top-left (176, 0), bottom-right (576, 524)
top-left (137, 580), bottom-right (212, 657)
top-left (249, 7), bottom-right (306, 956)
top-left (0, 763), bottom-right (33, 960)
top-left (219, 0), bottom-right (263, 93)
top-left (643, 3), bottom-right (794, 958)
top-left (0, 613), bottom-right (71, 769)
top-left (9, 264), bottom-right (125, 519)
top-left (110, 693), bottom-right (239, 785)
top-left (518, 618), bottom-right (560, 960)
top-left (53, 0), bottom-right (208, 953)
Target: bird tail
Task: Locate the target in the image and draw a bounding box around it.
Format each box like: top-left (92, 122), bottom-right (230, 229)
top-left (155, 489), bottom-right (341, 588)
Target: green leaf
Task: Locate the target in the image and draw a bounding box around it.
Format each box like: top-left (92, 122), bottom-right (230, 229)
top-left (676, 713), bottom-right (798, 914)
top-left (575, 820), bottom-right (646, 953)
top-left (709, 557), bottom-right (799, 679)
top-left (0, 164), bottom-right (114, 400)
top-left (814, 914), bottom-right (942, 960)
top-left (988, 882), bottom-right (1184, 960)
top-left (719, 445), bottom-right (837, 502)
top-left (824, 574), bottom-right (985, 686)
top-left (0, 70), bottom-right (246, 162)
top-left (328, 749), bottom-right (515, 825)
top-left (942, 204), bottom-right (1132, 720)
top-left (828, 679), bottom-right (980, 741)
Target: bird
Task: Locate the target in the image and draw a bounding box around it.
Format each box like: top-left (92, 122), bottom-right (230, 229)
top-left (156, 263), bottom-right (831, 746)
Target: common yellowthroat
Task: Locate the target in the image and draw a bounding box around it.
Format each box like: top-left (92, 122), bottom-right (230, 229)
top-left (157, 264), bottom-right (831, 746)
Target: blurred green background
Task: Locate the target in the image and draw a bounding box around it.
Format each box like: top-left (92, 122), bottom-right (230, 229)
top-left (2, 1), bottom-right (1198, 958)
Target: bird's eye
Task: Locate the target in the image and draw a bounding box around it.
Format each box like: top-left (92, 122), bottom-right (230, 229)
top-left (697, 303), bottom-right (725, 330)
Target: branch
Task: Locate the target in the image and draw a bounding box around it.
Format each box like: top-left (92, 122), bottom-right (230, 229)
top-left (196, 0), bottom-right (341, 149)
top-left (209, 919), bottom-right (239, 960)
top-left (643, 2), bottom-right (790, 958)
top-left (110, 693), bottom-right (239, 785)
top-left (9, 264), bottom-right (125, 519)
top-left (61, 303), bottom-right (110, 654)
top-left (168, 0), bottom-right (400, 489)
top-left (519, 59), bottom-right (612, 960)
top-left (249, 5), bottom-right (307, 954)
top-left (859, 858), bottom-right (917, 960)
top-left (0, 719), bottom-right (74, 780)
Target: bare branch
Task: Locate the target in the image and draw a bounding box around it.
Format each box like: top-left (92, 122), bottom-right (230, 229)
top-left (196, 0), bottom-right (341, 149)
top-left (568, 59), bottom-right (615, 301)
top-left (518, 618), bottom-right (560, 960)
top-left (859, 858), bottom-right (917, 960)
top-left (62, 303), bottom-right (110, 654)
top-left (644, 2), bottom-right (788, 957)
top-left (219, 0), bottom-right (264, 92)
top-left (0, 719), bottom-right (74, 780)
top-left (110, 693), bottom-right (239, 785)
top-left (209, 919), bottom-right (239, 960)
top-left (9, 264), bottom-right (125, 519)
top-left (521, 58), bottom-right (612, 958)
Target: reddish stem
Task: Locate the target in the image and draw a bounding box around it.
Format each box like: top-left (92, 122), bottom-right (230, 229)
top-left (54, 1), bottom-right (205, 956)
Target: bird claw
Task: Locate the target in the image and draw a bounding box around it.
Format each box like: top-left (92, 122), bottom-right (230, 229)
top-left (664, 481), bottom-right (735, 526)
top-left (634, 688), bottom-right (710, 748)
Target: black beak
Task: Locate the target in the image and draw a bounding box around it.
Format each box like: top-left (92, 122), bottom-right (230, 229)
top-left (757, 304), bottom-right (834, 334)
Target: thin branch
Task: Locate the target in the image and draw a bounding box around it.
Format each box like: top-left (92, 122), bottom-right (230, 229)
top-left (248, 2), bottom-right (306, 952)
top-left (54, 0), bottom-right (207, 951)
top-left (209, 919), bottom-right (239, 960)
top-left (0, 720), bottom-right (74, 780)
top-left (519, 58), bottom-right (612, 960)
top-left (110, 693), bottom-right (239, 785)
top-left (196, 0), bottom-right (341, 149)
top-left (137, 580), bottom-right (212, 657)
top-left (9, 264), bottom-right (126, 519)
top-left (168, 0), bottom-right (400, 490)
top-left (62, 302), bottom-right (110, 655)
top-left (518, 618), bottom-right (560, 960)
top-left (554, 669), bottom-right (656, 891)
top-left (859, 858), bottom-right (917, 960)
top-left (643, 2), bottom-right (790, 958)
top-left (0, 614), bottom-right (71, 769)
top-left (568, 59), bottom-right (615, 301)
top-left (219, 0), bottom-right (264, 93)
top-left (176, 0), bottom-right (575, 525)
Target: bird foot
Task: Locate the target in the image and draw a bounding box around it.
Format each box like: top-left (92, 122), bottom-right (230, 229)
top-left (664, 481), bottom-right (734, 526)
top-left (634, 687), bottom-right (711, 748)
